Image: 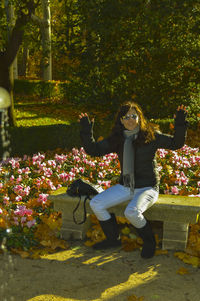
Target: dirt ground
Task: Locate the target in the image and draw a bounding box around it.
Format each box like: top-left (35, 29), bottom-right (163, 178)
top-left (0, 240), bottom-right (200, 301)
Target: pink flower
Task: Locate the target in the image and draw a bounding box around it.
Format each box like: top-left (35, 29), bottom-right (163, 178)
top-left (164, 189), bottom-right (170, 195)
top-left (22, 167), bottom-right (31, 174)
top-left (72, 148), bottom-right (79, 156)
top-left (14, 205), bottom-right (33, 217)
top-left (32, 153), bottom-right (45, 165)
top-left (0, 183), bottom-right (3, 189)
top-left (3, 195), bottom-right (10, 202)
top-left (98, 172), bottom-right (104, 178)
top-left (24, 186), bottom-right (30, 196)
top-left (0, 208), bottom-right (3, 214)
top-left (37, 193), bottom-right (49, 204)
top-left (73, 156), bottom-right (81, 163)
top-left (9, 158), bottom-right (20, 169)
top-left (171, 186), bottom-right (179, 195)
top-left (55, 154), bottom-right (68, 164)
top-left (15, 195), bottom-right (23, 202)
top-left (43, 167), bottom-right (53, 177)
top-left (13, 217), bottom-right (19, 226)
top-left (157, 149), bottom-right (168, 158)
top-left (13, 184), bottom-right (30, 197)
top-left (10, 175), bottom-right (15, 181)
top-left (79, 167), bottom-right (85, 173)
top-left (16, 175), bottom-right (23, 183)
top-left (21, 216), bottom-right (27, 224)
top-left (47, 160), bottom-right (57, 168)
top-left (27, 219), bottom-right (36, 228)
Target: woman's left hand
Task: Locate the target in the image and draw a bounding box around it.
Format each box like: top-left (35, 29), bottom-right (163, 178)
top-left (176, 104), bottom-right (188, 113)
top-left (174, 104), bottom-right (188, 125)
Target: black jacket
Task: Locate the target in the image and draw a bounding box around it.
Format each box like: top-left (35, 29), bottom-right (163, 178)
top-left (80, 119), bottom-right (187, 191)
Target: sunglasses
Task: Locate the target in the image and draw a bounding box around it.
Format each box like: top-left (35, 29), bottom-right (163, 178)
top-left (122, 114), bottom-right (138, 120)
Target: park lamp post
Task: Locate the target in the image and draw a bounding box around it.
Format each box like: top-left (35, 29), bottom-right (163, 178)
top-left (0, 87), bottom-right (11, 161)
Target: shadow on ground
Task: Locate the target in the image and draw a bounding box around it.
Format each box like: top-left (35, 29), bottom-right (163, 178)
top-left (0, 240), bottom-right (199, 301)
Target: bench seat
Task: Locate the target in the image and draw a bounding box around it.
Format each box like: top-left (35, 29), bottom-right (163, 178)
top-left (48, 188), bottom-right (200, 251)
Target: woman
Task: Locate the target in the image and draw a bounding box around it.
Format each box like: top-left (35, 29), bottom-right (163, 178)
top-left (79, 101), bottom-right (188, 258)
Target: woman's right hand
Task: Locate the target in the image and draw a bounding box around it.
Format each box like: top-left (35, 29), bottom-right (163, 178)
top-left (78, 113), bottom-right (94, 130)
top-left (78, 112), bottom-right (88, 121)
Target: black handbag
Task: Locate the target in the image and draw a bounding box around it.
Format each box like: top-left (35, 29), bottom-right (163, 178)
top-left (67, 179), bottom-right (99, 224)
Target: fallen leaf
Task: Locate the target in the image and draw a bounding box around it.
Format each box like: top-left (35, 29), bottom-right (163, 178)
top-left (117, 216), bottom-right (130, 224)
top-left (97, 136), bottom-right (104, 141)
top-left (127, 295), bottom-right (144, 301)
top-left (84, 240), bottom-right (96, 247)
top-left (122, 226), bottom-right (131, 235)
top-left (176, 267), bottom-right (189, 275)
top-left (155, 249), bottom-right (168, 256)
top-left (174, 252), bottom-right (200, 267)
top-left (11, 248), bottom-right (30, 258)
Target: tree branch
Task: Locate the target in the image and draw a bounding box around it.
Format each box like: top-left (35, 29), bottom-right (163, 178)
top-left (31, 14), bottom-right (44, 26)
top-left (5, 0), bottom-right (39, 66)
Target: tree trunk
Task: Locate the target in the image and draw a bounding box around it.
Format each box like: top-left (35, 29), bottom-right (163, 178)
top-left (4, 0), bottom-right (16, 125)
top-left (1, 0), bottom-right (38, 126)
top-left (41, 0), bottom-right (52, 80)
top-left (19, 46), bottom-right (29, 77)
top-left (13, 56), bottom-right (18, 79)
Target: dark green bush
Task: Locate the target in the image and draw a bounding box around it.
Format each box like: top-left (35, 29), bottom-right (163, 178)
top-left (1, 118), bottom-right (190, 158)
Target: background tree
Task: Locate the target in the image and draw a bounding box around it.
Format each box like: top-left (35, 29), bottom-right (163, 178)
top-left (5, 0), bottom-right (18, 79)
top-left (7, 0), bottom-right (200, 123)
top-left (75, 0), bottom-right (200, 119)
top-left (0, 0), bottom-right (40, 126)
top-left (31, 0), bottom-right (52, 80)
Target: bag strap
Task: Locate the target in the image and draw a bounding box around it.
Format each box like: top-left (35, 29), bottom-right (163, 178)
top-left (73, 195), bottom-right (91, 225)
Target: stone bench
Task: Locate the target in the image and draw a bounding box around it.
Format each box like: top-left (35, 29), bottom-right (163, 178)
top-left (48, 187), bottom-right (200, 250)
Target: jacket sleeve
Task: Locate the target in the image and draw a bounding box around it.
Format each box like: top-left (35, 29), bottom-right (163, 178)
top-left (80, 124), bottom-right (116, 157)
top-left (155, 123), bottom-right (187, 150)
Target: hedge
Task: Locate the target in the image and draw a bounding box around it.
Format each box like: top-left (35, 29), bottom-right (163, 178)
top-left (14, 79), bottom-right (199, 128)
top-left (0, 119), bottom-right (191, 158)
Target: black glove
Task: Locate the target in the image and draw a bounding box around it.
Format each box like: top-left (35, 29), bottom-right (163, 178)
top-left (80, 116), bottom-right (94, 132)
top-left (174, 109), bottom-right (188, 126)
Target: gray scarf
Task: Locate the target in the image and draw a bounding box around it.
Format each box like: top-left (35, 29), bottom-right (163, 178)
top-left (123, 125), bottom-right (140, 193)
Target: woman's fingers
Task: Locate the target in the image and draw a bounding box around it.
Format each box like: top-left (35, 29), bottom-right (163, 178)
top-left (177, 105), bottom-right (188, 112)
top-left (78, 113), bottom-right (88, 121)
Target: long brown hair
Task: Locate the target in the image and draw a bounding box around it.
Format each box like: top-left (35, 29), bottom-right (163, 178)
top-left (110, 101), bottom-right (158, 145)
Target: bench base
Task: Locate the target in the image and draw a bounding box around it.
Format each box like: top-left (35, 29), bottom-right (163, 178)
top-left (59, 219), bottom-right (189, 251)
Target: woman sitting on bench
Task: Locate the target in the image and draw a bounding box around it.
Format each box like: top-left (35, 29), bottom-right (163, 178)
top-left (79, 101), bottom-right (188, 258)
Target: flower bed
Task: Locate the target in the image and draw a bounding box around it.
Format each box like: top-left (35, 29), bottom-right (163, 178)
top-left (0, 145), bottom-right (199, 252)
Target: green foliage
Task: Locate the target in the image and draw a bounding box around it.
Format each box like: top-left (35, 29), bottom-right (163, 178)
top-left (7, 124), bottom-right (81, 156)
top-left (74, 0), bottom-right (200, 119)
top-left (3, 117), bottom-right (194, 157)
top-left (14, 78), bottom-right (200, 128)
top-left (14, 79), bottom-right (62, 98)
top-left (0, 227), bottom-right (38, 250)
top-left (3, 0), bottom-right (200, 124)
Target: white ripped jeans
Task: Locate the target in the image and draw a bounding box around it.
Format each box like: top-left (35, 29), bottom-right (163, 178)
top-left (90, 184), bottom-right (159, 229)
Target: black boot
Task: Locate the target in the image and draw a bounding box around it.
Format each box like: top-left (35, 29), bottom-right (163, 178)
top-left (93, 213), bottom-right (121, 250)
top-left (136, 221), bottom-right (156, 259)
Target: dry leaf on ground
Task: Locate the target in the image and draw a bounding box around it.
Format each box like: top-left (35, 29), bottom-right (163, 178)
top-left (127, 295), bottom-right (144, 301)
top-left (174, 252), bottom-right (200, 268)
top-left (176, 267), bottom-right (189, 275)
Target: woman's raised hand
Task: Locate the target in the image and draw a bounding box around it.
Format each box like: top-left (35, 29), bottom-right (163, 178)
top-left (78, 112), bottom-right (95, 130)
top-left (174, 104), bottom-right (188, 126)
top-left (176, 104), bottom-right (188, 113)
top-left (78, 112), bottom-right (88, 121)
